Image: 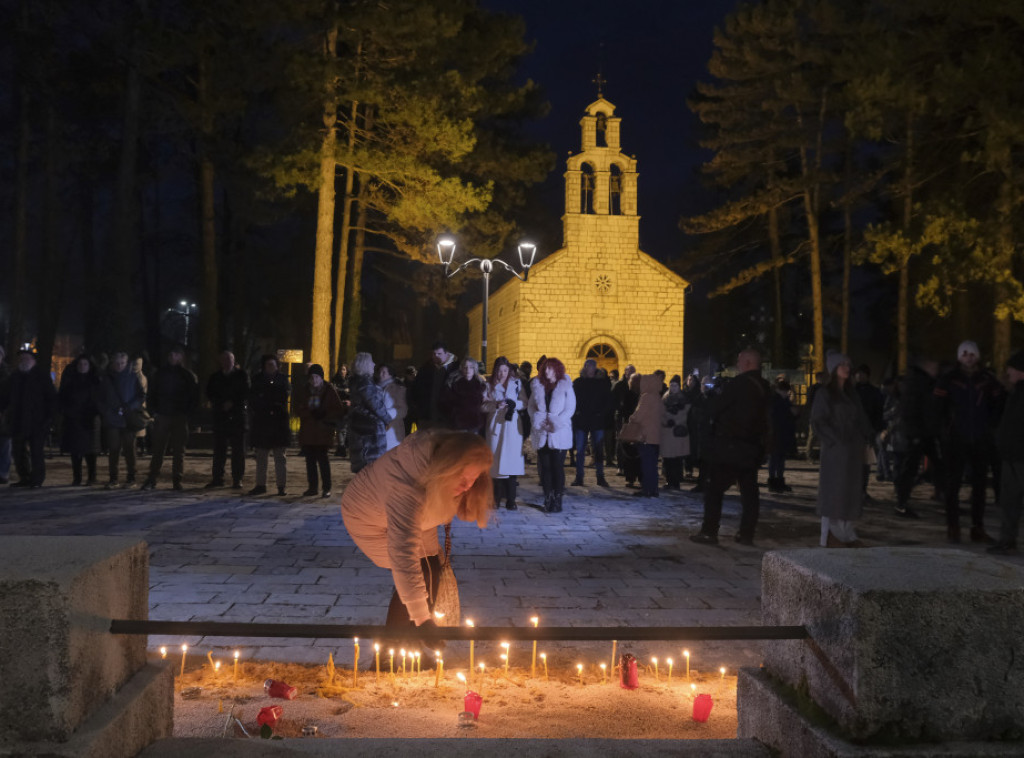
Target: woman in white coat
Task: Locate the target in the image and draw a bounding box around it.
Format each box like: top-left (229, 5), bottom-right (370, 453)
top-left (340, 430), bottom-right (493, 628)
top-left (483, 356), bottom-right (525, 510)
top-left (660, 375), bottom-right (691, 490)
top-left (528, 357), bottom-right (576, 513)
top-left (376, 364), bottom-right (407, 451)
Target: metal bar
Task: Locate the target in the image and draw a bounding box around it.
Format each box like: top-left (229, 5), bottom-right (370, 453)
top-left (110, 620), bottom-right (807, 642)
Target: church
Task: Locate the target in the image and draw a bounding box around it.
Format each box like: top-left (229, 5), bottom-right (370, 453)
top-left (467, 96), bottom-right (688, 377)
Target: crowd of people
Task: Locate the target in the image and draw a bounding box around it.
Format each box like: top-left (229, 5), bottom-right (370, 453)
top-left (1, 337), bottom-right (1023, 557)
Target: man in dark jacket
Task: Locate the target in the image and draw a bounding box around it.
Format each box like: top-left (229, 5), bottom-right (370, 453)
top-left (571, 359), bottom-right (612, 486)
top-left (205, 350), bottom-right (250, 489)
top-left (97, 351), bottom-right (146, 488)
top-left (892, 357), bottom-right (939, 519)
top-left (933, 340), bottom-right (1005, 543)
top-left (989, 350), bottom-right (1024, 555)
top-left (611, 364), bottom-right (638, 475)
top-left (691, 349), bottom-right (772, 546)
top-left (142, 345), bottom-right (200, 490)
top-left (408, 341), bottom-right (459, 429)
top-left (4, 348), bottom-right (56, 487)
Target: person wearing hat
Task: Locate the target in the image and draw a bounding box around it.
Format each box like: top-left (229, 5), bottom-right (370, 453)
top-left (297, 363), bottom-right (344, 497)
top-left (141, 344), bottom-right (199, 491)
top-left (988, 350), bottom-right (1024, 555)
top-left (205, 350), bottom-right (250, 489)
top-left (810, 350), bottom-right (875, 547)
top-left (933, 340), bottom-right (1005, 543)
top-left (3, 348), bottom-right (57, 488)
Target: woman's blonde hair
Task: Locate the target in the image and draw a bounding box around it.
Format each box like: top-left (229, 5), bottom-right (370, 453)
top-left (418, 431), bottom-right (494, 528)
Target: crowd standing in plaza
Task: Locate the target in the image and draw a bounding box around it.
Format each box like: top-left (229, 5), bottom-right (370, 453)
top-left (1, 337), bottom-right (1024, 556)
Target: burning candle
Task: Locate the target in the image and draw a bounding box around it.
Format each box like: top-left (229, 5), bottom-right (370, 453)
top-left (610, 640), bottom-right (617, 678)
top-left (160, 646), bottom-right (167, 659)
top-left (576, 663), bottom-right (583, 685)
top-left (501, 642), bottom-right (510, 675)
top-left (179, 644), bottom-right (188, 681)
top-left (415, 651), bottom-right (421, 675)
top-left (667, 657), bottom-right (673, 684)
top-left (389, 648), bottom-right (395, 676)
top-left (684, 649), bottom-right (690, 680)
top-left (374, 643), bottom-right (381, 683)
top-left (599, 662), bottom-right (607, 683)
top-left (478, 662), bottom-right (486, 697)
top-left (434, 652), bottom-right (442, 687)
top-left (466, 619), bottom-right (475, 681)
top-left (400, 649), bottom-right (407, 677)
top-left (353, 638), bottom-right (360, 687)
top-left (720, 666), bottom-right (726, 681)
top-left (540, 653), bottom-right (548, 680)
top-left (214, 661), bottom-right (221, 676)
top-left (652, 656), bottom-right (659, 681)
top-left (530, 616), bottom-right (539, 678)
top-left (690, 683), bottom-right (697, 697)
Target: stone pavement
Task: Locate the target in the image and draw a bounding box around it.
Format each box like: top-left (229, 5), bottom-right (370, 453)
top-left (1, 449), bottom-right (1018, 676)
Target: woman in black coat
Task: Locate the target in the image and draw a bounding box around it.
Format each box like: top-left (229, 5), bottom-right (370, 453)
top-left (60, 355), bottom-right (100, 485)
top-left (248, 355), bottom-right (291, 496)
top-left (440, 358), bottom-right (486, 434)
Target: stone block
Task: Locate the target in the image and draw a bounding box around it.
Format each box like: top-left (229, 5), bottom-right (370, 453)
top-left (0, 537), bottom-right (149, 743)
top-left (760, 548), bottom-right (1024, 743)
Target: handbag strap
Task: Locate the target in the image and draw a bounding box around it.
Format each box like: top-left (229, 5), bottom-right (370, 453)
top-left (442, 522), bottom-right (453, 567)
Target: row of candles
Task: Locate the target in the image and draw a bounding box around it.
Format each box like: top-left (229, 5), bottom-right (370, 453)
top-left (161, 615), bottom-right (730, 690)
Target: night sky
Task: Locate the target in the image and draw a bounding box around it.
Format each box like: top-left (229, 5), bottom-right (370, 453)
top-left (483, 0), bottom-right (742, 262)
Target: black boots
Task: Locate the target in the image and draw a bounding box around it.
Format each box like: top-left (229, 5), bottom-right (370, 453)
top-left (506, 477), bottom-right (518, 510)
top-left (492, 479), bottom-right (504, 508)
top-left (543, 491), bottom-right (563, 513)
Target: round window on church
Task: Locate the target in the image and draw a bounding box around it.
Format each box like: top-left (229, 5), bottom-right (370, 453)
top-left (595, 274), bottom-right (612, 293)
top-left (586, 344), bottom-right (618, 375)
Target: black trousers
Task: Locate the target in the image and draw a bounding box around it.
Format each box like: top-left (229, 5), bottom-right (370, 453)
top-left (13, 428), bottom-right (47, 486)
top-left (106, 427), bottom-right (137, 483)
top-left (385, 554), bottom-right (442, 627)
top-left (303, 445), bottom-right (331, 492)
top-left (212, 428), bottom-right (246, 484)
top-left (148, 415), bottom-right (189, 484)
top-left (943, 438), bottom-right (1000, 529)
top-left (537, 445), bottom-right (566, 495)
top-left (699, 461), bottom-right (761, 539)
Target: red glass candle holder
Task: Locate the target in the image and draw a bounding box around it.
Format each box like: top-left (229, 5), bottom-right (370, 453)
top-left (264, 678), bottom-right (297, 700)
top-left (619, 653), bottom-right (639, 690)
top-left (692, 693), bottom-right (714, 722)
top-left (464, 690), bottom-right (483, 719)
top-left (257, 705), bottom-right (283, 728)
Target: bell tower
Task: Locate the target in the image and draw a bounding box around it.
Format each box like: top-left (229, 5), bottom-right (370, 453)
top-left (563, 97), bottom-right (640, 251)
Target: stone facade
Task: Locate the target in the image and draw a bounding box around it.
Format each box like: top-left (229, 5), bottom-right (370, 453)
top-left (468, 97), bottom-right (687, 377)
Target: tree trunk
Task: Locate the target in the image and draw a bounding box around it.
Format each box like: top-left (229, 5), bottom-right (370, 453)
top-left (11, 73), bottom-right (30, 352)
top-left (840, 148), bottom-right (853, 356)
top-left (196, 36), bottom-right (219, 374)
top-left (897, 113), bottom-right (914, 375)
top-left (36, 106), bottom-right (64, 369)
top-left (993, 178), bottom-right (1015, 371)
top-left (343, 183), bottom-right (369, 360)
top-left (311, 16), bottom-right (339, 370)
top-left (332, 97), bottom-right (359, 374)
top-left (803, 187), bottom-right (825, 373)
top-left (768, 204), bottom-right (784, 366)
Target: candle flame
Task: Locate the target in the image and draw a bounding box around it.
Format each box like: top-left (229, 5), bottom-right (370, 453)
top-left (652, 657), bottom-right (658, 664)
top-left (684, 649), bottom-right (690, 658)
top-left (691, 683), bottom-right (697, 692)
top-left (540, 653), bottom-right (546, 660)
top-left (667, 658), bottom-right (673, 664)
top-left (478, 662), bottom-right (485, 671)
top-left (160, 646), bottom-right (167, 657)
top-left (354, 637), bottom-right (359, 643)
top-left (530, 616), bottom-right (539, 626)
top-left (181, 644), bottom-right (188, 652)
top-left (400, 648), bottom-right (406, 656)
top-left (389, 648), bottom-right (395, 655)
top-left (375, 643), bottom-right (380, 652)
top-left (466, 619), bottom-right (474, 627)
top-left (215, 661), bottom-right (221, 671)
top-left (500, 654), bottom-right (507, 662)
top-left (233, 650), bottom-right (239, 660)
top-left (435, 650), bottom-right (441, 658)
top-left (600, 663), bottom-right (606, 671)
top-left (501, 641), bottom-right (509, 649)
top-left (457, 672), bottom-right (466, 683)
top-left (720, 667), bottom-right (726, 675)
top-left (434, 611), bottom-right (445, 620)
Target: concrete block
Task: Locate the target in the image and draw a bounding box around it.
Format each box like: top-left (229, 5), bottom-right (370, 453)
top-left (0, 537), bottom-right (149, 743)
top-left (760, 548), bottom-right (1024, 743)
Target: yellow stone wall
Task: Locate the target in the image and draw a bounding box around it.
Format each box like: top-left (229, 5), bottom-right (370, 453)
top-left (468, 97), bottom-right (687, 377)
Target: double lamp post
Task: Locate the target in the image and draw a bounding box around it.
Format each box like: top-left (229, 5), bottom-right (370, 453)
top-left (437, 236), bottom-right (537, 371)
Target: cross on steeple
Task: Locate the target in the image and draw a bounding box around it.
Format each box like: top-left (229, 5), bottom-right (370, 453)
top-left (592, 72), bottom-right (606, 98)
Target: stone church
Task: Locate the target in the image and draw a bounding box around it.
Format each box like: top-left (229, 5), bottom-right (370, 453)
top-left (467, 96), bottom-right (688, 377)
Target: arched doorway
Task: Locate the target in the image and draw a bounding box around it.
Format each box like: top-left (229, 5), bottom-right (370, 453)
top-left (586, 343), bottom-right (619, 376)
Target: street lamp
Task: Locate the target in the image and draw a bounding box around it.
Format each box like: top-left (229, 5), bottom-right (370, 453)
top-left (178, 301), bottom-right (196, 346)
top-left (437, 236), bottom-right (537, 371)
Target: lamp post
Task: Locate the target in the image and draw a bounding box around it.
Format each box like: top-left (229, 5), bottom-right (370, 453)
top-left (437, 237), bottom-right (536, 371)
top-left (179, 301), bottom-right (196, 346)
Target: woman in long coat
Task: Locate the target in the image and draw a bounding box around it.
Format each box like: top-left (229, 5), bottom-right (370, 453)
top-left (297, 363), bottom-right (344, 497)
top-left (811, 351), bottom-right (875, 547)
top-left (440, 358), bottom-right (486, 434)
top-left (249, 355), bottom-right (291, 496)
top-left (341, 431), bottom-right (493, 627)
top-left (346, 352), bottom-right (392, 474)
top-left (482, 356), bottom-right (524, 509)
top-left (628, 373), bottom-right (665, 497)
top-left (660, 375), bottom-right (691, 490)
top-left (60, 355), bottom-right (99, 485)
top-left (529, 357), bottom-right (576, 513)
top-left (376, 365), bottom-right (407, 451)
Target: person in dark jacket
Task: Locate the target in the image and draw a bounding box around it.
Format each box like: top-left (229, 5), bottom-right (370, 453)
top-left (142, 345), bottom-right (199, 490)
top-left (96, 351), bottom-right (146, 488)
top-left (690, 349), bottom-right (772, 546)
top-left (892, 357), bottom-right (939, 519)
top-left (439, 358), bottom-right (486, 434)
top-left (854, 365), bottom-right (885, 501)
top-left (768, 377), bottom-right (797, 493)
top-left (571, 359), bottom-right (612, 487)
top-left (409, 341), bottom-right (460, 429)
top-left (249, 355), bottom-right (291, 496)
top-left (933, 340), bottom-right (1005, 543)
top-left (347, 352), bottom-right (391, 473)
top-left (205, 350), bottom-right (250, 489)
top-left (988, 350), bottom-right (1024, 555)
top-left (297, 363), bottom-right (344, 497)
top-left (4, 348), bottom-right (57, 488)
top-left (331, 363), bottom-right (351, 456)
top-left (60, 355), bottom-right (100, 485)
top-left (613, 364), bottom-right (640, 484)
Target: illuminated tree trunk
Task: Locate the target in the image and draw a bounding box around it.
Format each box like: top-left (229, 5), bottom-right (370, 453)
top-left (343, 182), bottom-right (368, 360)
top-left (197, 37), bottom-right (219, 372)
top-left (798, 90), bottom-right (828, 373)
top-left (310, 15), bottom-right (338, 369)
top-left (331, 96), bottom-right (358, 374)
